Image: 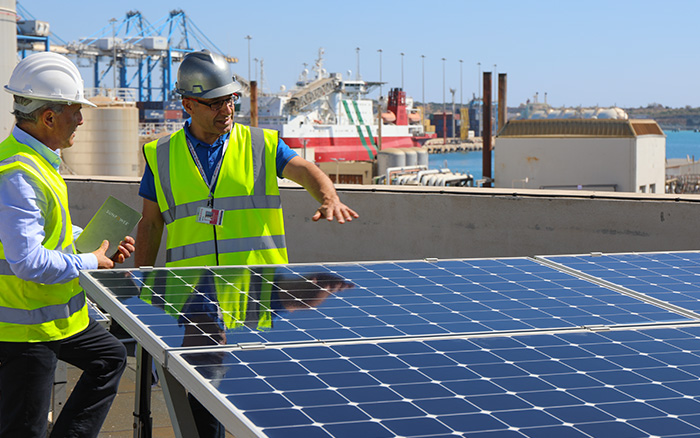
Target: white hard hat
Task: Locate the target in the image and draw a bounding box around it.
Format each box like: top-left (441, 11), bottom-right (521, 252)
top-left (4, 52), bottom-right (96, 112)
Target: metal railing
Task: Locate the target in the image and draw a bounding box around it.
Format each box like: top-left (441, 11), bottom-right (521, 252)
top-left (84, 87), bottom-right (139, 102)
top-left (138, 121), bottom-right (183, 136)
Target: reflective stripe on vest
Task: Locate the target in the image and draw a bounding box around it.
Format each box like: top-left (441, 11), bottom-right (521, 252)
top-left (0, 291), bottom-right (85, 325)
top-left (166, 235), bottom-right (287, 264)
top-left (144, 125), bottom-right (288, 267)
top-left (161, 195), bottom-right (282, 225)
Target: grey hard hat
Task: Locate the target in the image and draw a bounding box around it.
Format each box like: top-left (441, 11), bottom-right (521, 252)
top-left (175, 50), bottom-right (242, 99)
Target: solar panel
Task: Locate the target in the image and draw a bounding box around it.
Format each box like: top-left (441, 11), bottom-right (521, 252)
top-left (81, 259), bottom-right (690, 353)
top-left (540, 251), bottom-right (700, 317)
top-left (78, 253), bottom-right (700, 437)
top-left (168, 325), bottom-right (700, 437)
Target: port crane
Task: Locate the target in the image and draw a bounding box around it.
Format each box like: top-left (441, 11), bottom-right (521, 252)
top-left (15, 4), bottom-right (239, 102)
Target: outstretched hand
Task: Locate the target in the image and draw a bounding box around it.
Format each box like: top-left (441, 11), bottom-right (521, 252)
top-left (93, 236), bottom-right (136, 269)
top-left (312, 196), bottom-right (359, 224)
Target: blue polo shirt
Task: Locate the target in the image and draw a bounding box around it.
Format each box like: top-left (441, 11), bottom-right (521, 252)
top-left (139, 121), bottom-right (297, 202)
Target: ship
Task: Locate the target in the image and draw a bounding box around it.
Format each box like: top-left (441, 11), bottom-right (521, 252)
top-left (234, 49), bottom-right (435, 163)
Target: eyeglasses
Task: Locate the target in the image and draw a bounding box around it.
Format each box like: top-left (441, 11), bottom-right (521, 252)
top-left (189, 94), bottom-right (240, 111)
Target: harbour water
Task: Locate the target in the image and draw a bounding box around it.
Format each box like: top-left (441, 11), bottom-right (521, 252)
top-left (428, 130), bottom-right (700, 182)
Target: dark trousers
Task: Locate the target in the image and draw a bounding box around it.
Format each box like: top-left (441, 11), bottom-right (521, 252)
top-left (0, 319), bottom-right (127, 438)
top-left (189, 394), bottom-right (225, 438)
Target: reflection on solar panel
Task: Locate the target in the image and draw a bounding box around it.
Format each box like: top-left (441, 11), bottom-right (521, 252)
top-left (78, 253), bottom-right (700, 437)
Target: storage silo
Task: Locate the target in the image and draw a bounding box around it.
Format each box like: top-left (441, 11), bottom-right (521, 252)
top-left (411, 147), bottom-right (429, 167)
top-left (404, 148), bottom-right (417, 166)
top-left (0, 0), bottom-right (17, 138)
top-left (376, 148), bottom-right (406, 179)
top-left (62, 99), bottom-right (141, 177)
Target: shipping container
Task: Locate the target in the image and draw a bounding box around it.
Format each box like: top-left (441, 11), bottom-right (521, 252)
top-left (164, 100), bottom-right (183, 110)
top-left (164, 109), bottom-right (182, 120)
top-left (142, 109), bottom-right (164, 120)
top-left (431, 113), bottom-right (461, 138)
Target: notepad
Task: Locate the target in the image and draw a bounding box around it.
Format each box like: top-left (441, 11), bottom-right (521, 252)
top-left (75, 196), bottom-right (141, 257)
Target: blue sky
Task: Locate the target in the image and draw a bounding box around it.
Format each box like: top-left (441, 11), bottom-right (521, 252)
top-left (16, 0), bottom-right (700, 108)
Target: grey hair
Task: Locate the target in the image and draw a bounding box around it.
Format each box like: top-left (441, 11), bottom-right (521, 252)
top-left (12, 96), bottom-right (65, 124)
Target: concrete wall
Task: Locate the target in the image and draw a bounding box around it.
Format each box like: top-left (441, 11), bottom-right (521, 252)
top-left (65, 176), bottom-right (700, 267)
top-left (495, 136), bottom-right (666, 192)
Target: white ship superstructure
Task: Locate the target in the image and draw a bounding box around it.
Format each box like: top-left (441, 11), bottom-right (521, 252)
top-left (235, 49), bottom-right (433, 162)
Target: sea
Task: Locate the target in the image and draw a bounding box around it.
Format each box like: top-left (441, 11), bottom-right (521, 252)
top-left (428, 130), bottom-right (700, 181)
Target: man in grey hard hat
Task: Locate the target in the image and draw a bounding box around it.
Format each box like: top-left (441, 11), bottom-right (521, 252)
top-left (135, 50), bottom-right (358, 436)
top-left (0, 51), bottom-right (135, 437)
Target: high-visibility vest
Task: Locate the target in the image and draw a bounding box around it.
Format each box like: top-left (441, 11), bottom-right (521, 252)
top-left (143, 124), bottom-right (288, 267)
top-left (0, 135), bottom-right (88, 342)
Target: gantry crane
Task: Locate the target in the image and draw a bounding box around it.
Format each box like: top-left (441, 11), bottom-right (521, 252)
top-left (15, 4), bottom-right (239, 102)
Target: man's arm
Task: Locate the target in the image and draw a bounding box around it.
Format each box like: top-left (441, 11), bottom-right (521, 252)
top-left (134, 198), bottom-right (164, 267)
top-left (281, 156), bottom-right (358, 223)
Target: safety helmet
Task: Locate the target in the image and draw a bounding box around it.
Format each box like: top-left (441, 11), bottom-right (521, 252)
top-left (4, 51), bottom-right (96, 112)
top-left (175, 50), bottom-right (242, 99)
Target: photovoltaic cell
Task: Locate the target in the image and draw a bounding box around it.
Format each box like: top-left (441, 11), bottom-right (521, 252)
top-left (543, 251), bottom-right (700, 316)
top-left (169, 326), bottom-right (700, 438)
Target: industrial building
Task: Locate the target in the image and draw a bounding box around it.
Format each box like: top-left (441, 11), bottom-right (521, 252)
top-left (495, 118), bottom-right (666, 192)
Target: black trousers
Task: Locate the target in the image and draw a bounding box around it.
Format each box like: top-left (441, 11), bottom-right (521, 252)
top-left (0, 319), bottom-right (127, 438)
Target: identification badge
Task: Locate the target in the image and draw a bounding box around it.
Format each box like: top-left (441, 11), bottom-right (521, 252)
top-left (197, 207), bottom-right (224, 226)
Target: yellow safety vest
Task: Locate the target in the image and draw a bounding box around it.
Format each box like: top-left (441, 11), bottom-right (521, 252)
top-left (143, 124), bottom-right (288, 267)
top-left (0, 135), bottom-right (88, 342)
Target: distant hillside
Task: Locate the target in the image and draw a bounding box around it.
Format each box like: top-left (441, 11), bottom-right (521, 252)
top-left (418, 101), bottom-right (700, 131)
top-left (624, 104), bottom-right (700, 130)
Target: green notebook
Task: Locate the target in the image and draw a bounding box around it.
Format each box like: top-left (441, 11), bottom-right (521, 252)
top-left (75, 196), bottom-right (141, 257)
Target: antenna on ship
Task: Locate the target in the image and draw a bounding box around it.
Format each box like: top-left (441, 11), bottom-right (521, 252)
top-left (313, 48), bottom-right (326, 80)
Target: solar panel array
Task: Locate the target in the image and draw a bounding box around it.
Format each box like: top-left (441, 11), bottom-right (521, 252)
top-left (80, 251), bottom-right (700, 437)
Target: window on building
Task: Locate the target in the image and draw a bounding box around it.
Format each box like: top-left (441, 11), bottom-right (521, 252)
top-left (650, 184), bottom-right (656, 193)
top-left (639, 185), bottom-right (646, 193)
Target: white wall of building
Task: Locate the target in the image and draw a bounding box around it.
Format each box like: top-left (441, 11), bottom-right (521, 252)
top-left (495, 136), bottom-right (665, 192)
top-left (635, 135), bottom-right (666, 193)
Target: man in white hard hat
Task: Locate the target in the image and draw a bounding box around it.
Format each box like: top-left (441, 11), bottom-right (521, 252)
top-left (0, 51), bottom-right (136, 437)
top-left (135, 50), bottom-right (358, 437)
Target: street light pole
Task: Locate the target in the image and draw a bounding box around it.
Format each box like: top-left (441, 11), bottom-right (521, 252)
top-left (477, 62), bottom-right (482, 136)
top-left (421, 54), bottom-right (425, 127)
top-left (109, 18), bottom-right (117, 91)
top-left (459, 59), bottom-right (463, 109)
top-left (254, 58), bottom-right (259, 82)
top-left (245, 35), bottom-right (252, 81)
top-left (377, 49), bottom-right (383, 98)
top-left (459, 59), bottom-right (463, 140)
top-left (355, 47), bottom-right (361, 80)
top-left (493, 64), bottom-right (498, 133)
top-left (442, 57), bottom-right (446, 145)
